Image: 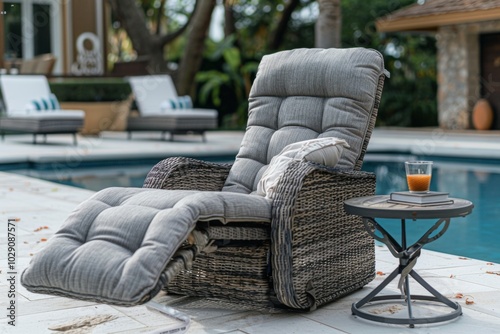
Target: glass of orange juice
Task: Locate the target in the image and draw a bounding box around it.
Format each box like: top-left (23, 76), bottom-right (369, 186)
top-left (405, 161), bottom-right (433, 193)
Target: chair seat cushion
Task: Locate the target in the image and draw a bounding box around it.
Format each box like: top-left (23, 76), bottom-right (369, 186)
top-left (0, 114), bottom-right (84, 133)
top-left (127, 109), bottom-right (218, 131)
top-left (21, 187), bottom-right (271, 305)
top-left (3, 110), bottom-right (84, 119)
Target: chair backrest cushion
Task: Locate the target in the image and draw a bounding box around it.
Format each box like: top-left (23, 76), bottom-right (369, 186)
top-left (222, 48), bottom-right (387, 194)
top-left (0, 75), bottom-right (53, 115)
top-left (127, 75), bottom-right (179, 116)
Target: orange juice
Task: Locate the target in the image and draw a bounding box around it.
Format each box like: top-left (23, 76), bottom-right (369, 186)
top-left (407, 174), bottom-right (431, 192)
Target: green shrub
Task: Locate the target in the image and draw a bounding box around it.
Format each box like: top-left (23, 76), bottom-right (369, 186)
top-left (49, 78), bottom-right (132, 102)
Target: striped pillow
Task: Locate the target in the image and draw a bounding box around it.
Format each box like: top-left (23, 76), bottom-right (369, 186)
top-left (160, 95), bottom-right (193, 111)
top-left (26, 94), bottom-right (60, 112)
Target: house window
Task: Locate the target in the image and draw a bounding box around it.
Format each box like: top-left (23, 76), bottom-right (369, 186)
top-left (32, 3), bottom-right (52, 56)
top-left (2, 0), bottom-right (58, 63)
top-left (3, 2), bottom-right (23, 59)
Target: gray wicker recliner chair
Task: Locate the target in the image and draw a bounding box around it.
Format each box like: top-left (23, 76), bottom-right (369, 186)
top-left (21, 48), bottom-right (388, 311)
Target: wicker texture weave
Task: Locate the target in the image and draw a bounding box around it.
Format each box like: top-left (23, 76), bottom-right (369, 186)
top-left (142, 48), bottom-right (387, 310)
top-left (143, 156), bottom-right (232, 191)
top-left (270, 162), bottom-right (376, 309)
top-left (143, 158), bottom-right (377, 309)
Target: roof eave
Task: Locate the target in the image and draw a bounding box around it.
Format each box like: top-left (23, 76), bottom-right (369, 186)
top-left (376, 8), bottom-right (500, 33)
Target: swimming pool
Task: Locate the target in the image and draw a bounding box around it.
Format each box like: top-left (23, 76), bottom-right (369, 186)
top-left (6, 153), bottom-right (500, 263)
top-left (6, 156), bottom-right (234, 192)
top-left (362, 153), bottom-right (500, 263)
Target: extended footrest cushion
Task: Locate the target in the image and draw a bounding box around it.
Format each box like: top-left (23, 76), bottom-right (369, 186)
top-left (21, 187), bottom-right (271, 306)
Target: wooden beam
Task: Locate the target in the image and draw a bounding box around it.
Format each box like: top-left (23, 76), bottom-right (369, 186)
top-left (61, 0), bottom-right (68, 74)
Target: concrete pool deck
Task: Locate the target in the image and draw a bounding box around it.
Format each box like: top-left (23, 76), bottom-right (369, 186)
top-left (1, 128), bottom-right (500, 333)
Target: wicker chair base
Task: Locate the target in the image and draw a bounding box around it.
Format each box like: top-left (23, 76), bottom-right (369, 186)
top-left (167, 241), bottom-right (274, 307)
top-left (167, 221), bottom-right (375, 310)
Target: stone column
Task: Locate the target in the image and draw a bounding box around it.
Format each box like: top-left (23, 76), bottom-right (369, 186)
top-left (436, 25), bottom-right (470, 129)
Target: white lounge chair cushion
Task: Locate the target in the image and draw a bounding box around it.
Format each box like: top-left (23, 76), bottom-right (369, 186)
top-left (6, 109), bottom-right (85, 118)
top-left (256, 137), bottom-right (349, 198)
top-left (21, 187), bottom-right (271, 305)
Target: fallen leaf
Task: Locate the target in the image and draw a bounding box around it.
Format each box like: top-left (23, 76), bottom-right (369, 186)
top-left (454, 293), bottom-right (463, 299)
top-left (376, 271), bottom-right (385, 276)
top-left (466, 297), bottom-right (475, 305)
top-left (486, 271), bottom-right (500, 276)
top-left (40, 238), bottom-right (47, 242)
top-left (48, 314), bottom-right (117, 331)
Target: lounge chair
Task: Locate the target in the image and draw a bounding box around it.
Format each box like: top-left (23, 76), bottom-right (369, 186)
top-left (0, 75), bottom-right (84, 145)
top-left (126, 75), bottom-right (218, 142)
top-left (21, 48), bottom-right (389, 310)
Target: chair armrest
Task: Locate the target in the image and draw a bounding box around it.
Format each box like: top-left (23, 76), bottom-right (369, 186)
top-left (270, 161), bottom-right (376, 310)
top-left (143, 157), bottom-right (232, 191)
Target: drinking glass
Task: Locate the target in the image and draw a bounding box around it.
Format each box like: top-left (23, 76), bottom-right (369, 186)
top-left (405, 161), bottom-right (432, 193)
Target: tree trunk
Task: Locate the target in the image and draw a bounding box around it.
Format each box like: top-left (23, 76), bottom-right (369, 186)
top-left (268, 0), bottom-right (300, 51)
top-left (155, 0), bottom-right (166, 35)
top-left (223, 0), bottom-right (237, 37)
top-left (177, 0), bottom-right (216, 96)
top-left (315, 0), bottom-right (341, 48)
top-left (108, 0), bottom-right (196, 74)
top-left (108, 0), bottom-right (152, 56)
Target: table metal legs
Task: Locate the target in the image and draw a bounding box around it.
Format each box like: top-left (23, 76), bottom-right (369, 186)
top-left (352, 217), bottom-right (462, 328)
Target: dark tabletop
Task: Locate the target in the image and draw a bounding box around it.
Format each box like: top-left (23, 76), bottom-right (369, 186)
top-left (344, 195), bottom-right (474, 220)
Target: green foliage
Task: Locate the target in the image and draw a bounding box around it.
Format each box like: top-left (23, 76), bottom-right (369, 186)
top-left (196, 36), bottom-right (259, 129)
top-left (128, 0), bottom-right (437, 128)
top-left (341, 0), bottom-right (438, 127)
top-left (210, 0), bottom-right (438, 128)
top-left (229, 0), bottom-right (316, 57)
top-left (378, 35), bottom-right (437, 127)
top-left (49, 79), bottom-right (131, 102)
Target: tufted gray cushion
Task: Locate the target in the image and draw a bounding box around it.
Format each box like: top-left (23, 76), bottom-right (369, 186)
top-left (222, 48), bottom-right (386, 194)
top-left (21, 188), bottom-right (271, 305)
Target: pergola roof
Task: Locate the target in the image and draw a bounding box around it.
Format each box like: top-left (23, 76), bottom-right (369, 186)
top-left (376, 0), bottom-right (500, 32)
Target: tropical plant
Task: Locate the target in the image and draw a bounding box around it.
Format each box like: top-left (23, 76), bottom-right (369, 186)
top-left (341, 0), bottom-right (438, 127)
top-left (195, 36), bottom-right (259, 128)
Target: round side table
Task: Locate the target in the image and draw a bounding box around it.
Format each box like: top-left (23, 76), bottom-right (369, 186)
top-left (344, 195), bottom-right (474, 328)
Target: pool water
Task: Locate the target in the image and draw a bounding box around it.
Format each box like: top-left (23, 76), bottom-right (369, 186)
top-left (362, 154), bottom-right (500, 263)
top-left (8, 154), bottom-right (500, 262)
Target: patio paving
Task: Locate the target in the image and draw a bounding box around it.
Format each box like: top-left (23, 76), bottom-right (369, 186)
top-left (1, 128), bottom-right (500, 333)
